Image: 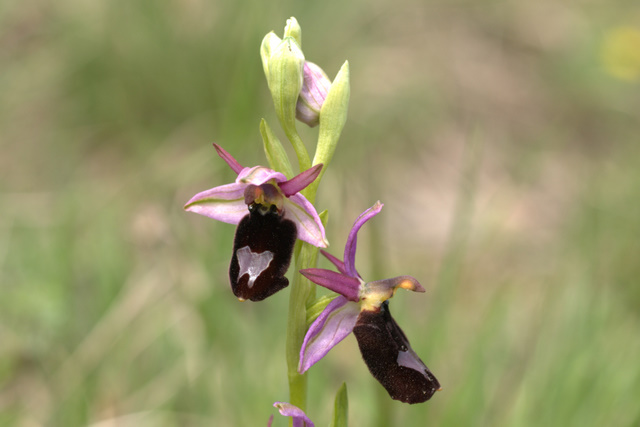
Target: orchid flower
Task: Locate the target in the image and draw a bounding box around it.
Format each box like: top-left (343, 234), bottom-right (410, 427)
top-left (184, 144), bottom-right (328, 301)
top-left (269, 402), bottom-right (314, 427)
top-left (298, 201), bottom-right (441, 404)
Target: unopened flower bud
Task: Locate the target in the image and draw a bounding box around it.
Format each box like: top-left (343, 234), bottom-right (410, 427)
top-left (264, 37), bottom-right (305, 136)
top-left (260, 32), bottom-right (282, 82)
top-left (296, 62), bottom-right (331, 127)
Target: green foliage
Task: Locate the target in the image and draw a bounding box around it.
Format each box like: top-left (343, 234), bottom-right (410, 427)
top-left (261, 119), bottom-right (295, 178)
top-left (330, 383), bottom-right (349, 427)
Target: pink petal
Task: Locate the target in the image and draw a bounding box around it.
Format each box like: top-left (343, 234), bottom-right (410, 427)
top-left (213, 143), bottom-right (244, 174)
top-left (298, 296), bottom-right (359, 373)
top-left (320, 250), bottom-right (348, 276)
top-left (344, 201), bottom-right (383, 277)
top-left (283, 194), bottom-right (328, 248)
top-left (237, 166), bottom-right (288, 186)
top-left (300, 268), bottom-right (360, 302)
top-left (184, 182), bottom-right (248, 224)
top-left (273, 402), bottom-right (314, 427)
top-left (277, 164), bottom-right (323, 197)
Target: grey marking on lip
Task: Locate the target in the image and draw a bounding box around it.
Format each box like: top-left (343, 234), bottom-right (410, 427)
top-left (236, 246), bottom-right (274, 288)
top-left (397, 349), bottom-right (428, 377)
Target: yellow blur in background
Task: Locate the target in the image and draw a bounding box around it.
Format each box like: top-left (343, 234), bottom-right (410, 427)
top-left (601, 26), bottom-right (640, 81)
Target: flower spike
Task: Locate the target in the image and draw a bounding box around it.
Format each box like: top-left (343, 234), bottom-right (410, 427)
top-left (299, 202), bottom-right (440, 403)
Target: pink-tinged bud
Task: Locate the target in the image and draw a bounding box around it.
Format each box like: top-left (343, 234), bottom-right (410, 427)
top-left (296, 62), bottom-right (331, 127)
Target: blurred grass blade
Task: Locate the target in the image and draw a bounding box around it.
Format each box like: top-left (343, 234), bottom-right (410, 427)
top-left (329, 383), bottom-right (348, 427)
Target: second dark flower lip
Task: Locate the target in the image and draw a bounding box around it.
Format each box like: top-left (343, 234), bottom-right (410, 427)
top-left (298, 201), bottom-right (441, 403)
top-left (354, 301), bottom-right (441, 404)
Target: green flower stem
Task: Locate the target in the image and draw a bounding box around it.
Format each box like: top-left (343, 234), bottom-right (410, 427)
top-left (286, 240), bottom-right (319, 411)
top-left (284, 127), bottom-right (312, 173)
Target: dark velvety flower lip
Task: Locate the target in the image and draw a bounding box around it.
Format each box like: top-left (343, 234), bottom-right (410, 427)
top-left (353, 301), bottom-right (441, 404)
top-left (229, 204), bottom-right (297, 301)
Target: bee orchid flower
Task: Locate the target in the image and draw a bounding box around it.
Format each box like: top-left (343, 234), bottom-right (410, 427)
top-left (298, 201), bottom-right (440, 404)
top-left (185, 144), bottom-right (328, 301)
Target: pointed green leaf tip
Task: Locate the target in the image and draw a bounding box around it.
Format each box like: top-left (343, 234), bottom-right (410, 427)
top-left (307, 60), bottom-right (350, 196)
top-left (284, 16), bottom-right (302, 48)
top-left (260, 32), bottom-right (282, 82)
top-left (330, 383), bottom-right (349, 427)
top-left (260, 119), bottom-right (294, 178)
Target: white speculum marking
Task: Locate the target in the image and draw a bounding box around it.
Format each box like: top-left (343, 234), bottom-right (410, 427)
top-left (237, 246), bottom-right (274, 288)
top-left (397, 349), bottom-right (428, 377)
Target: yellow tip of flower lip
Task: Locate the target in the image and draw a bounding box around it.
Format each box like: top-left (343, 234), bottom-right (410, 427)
top-left (395, 276), bottom-right (425, 293)
top-left (238, 297), bottom-right (246, 302)
top-left (397, 279), bottom-right (417, 291)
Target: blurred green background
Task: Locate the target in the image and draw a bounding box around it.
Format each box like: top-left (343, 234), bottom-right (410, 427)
top-left (2, 0), bottom-right (640, 425)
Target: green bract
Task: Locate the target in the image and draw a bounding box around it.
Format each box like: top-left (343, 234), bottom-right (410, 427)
top-left (260, 32), bottom-right (282, 82)
top-left (306, 61), bottom-right (350, 197)
top-left (260, 119), bottom-right (294, 179)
